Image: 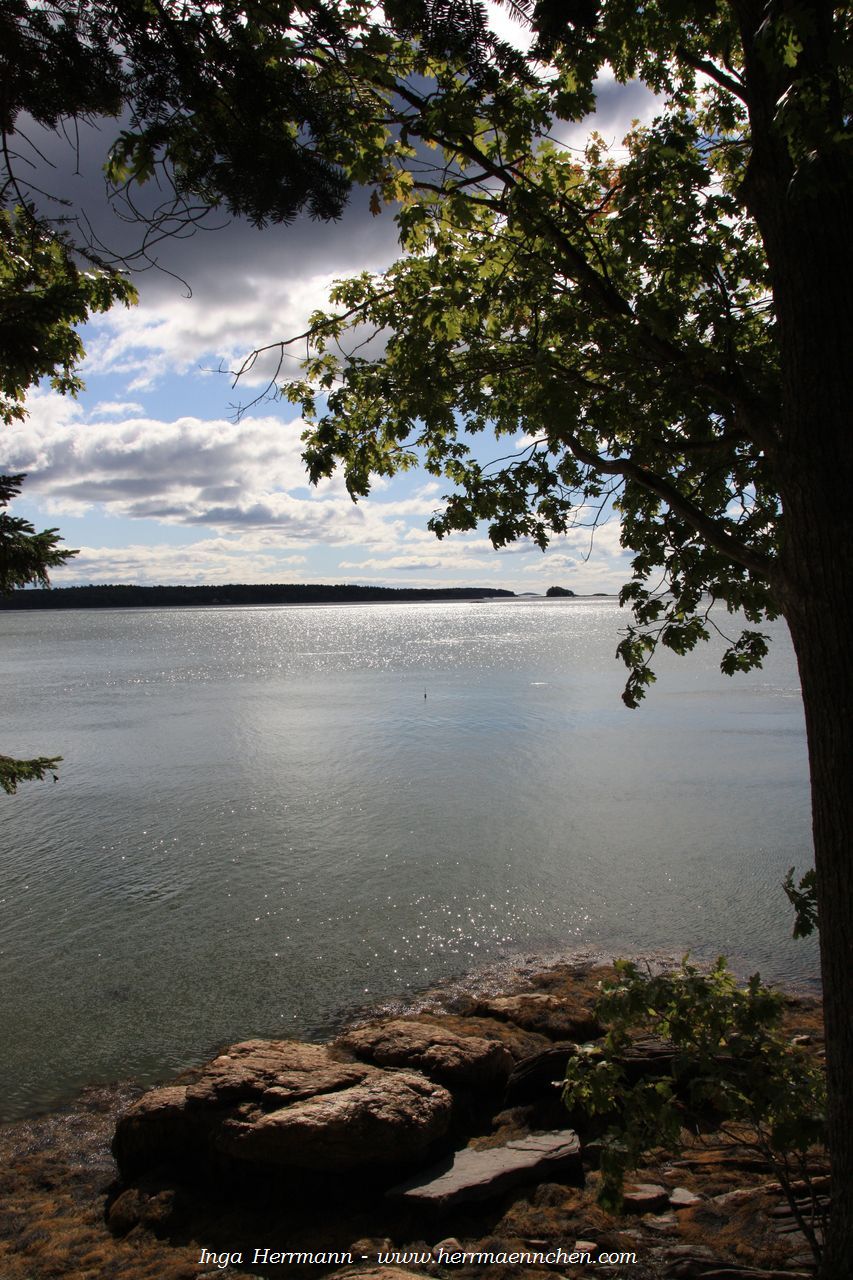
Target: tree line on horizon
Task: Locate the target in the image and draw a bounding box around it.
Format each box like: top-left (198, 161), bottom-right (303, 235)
top-left (0, 582), bottom-right (516, 609)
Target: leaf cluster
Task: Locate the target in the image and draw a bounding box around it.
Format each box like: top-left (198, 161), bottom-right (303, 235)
top-left (783, 866), bottom-right (818, 939)
top-left (0, 475), bottom-right (76, 794)
top-left (227, 0), bottom-right (850, 703)
top-left (0, 207), bottom-right (135, 425)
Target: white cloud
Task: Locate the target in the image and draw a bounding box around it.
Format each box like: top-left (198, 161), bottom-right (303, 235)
top-left (60, 537), bottom-right (308, 586)
top-left (88, 400), bottom-right (145, 417)
top-left (83, 270), bottom-right (350, 391)
top-left (14, 387), bottom-right (632, 587)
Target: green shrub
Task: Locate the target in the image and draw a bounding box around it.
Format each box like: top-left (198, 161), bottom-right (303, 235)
top-left (563, 958), bottom-right (827, 1263)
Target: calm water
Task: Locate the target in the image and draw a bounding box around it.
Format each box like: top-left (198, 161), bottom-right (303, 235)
top-left (0, 599), bottom-right (816, 1119)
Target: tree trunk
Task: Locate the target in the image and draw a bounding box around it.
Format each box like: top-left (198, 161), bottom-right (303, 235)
top-left (772, 193), bottom-right (853, 1278)
top-left (783, 586), bottom-right (853, 1278)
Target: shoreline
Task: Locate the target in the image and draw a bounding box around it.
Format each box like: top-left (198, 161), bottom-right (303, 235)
top-left (0, 953), bottom-right (825, 1280)
top-left (1, 941), bottom-right (822, 1129)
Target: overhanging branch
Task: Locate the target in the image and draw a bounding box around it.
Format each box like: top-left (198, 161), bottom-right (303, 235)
top-left (559, 428), bottom-right (774, 577)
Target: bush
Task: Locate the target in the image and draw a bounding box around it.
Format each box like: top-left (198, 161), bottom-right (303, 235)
top-left (562, 957), bottom-right (827, 1263)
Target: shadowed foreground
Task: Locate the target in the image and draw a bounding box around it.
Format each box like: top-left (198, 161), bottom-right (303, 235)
top-left (0, 966), bottom-right (826, 1280)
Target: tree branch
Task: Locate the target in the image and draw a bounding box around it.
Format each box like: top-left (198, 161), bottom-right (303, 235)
top-left (677, 47), bottom-right (749, 102)
top-left (557, 427), bottom-right (774, 577)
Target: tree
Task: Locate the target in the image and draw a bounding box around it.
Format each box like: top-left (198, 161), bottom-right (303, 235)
top-left (0, 474), bottom-right (77, 792)
top-left (229, 4), bottom-right (850, 1272)
top-left (1, 2), bottom-right (390, 253)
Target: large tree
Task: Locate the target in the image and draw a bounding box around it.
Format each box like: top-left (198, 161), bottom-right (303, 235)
top-left (233, 3), bottom-right (850, 1272)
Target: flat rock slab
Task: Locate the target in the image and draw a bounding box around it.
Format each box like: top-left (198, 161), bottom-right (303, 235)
top-left (387, 1129), bottom-right (581, 1208)
top-left (623, 1183), bottom-right (670, 1213)
top-left (669, 1187), bottom-right (704, 1210)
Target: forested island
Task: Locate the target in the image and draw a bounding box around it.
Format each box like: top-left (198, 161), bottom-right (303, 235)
top-left (0, 583), bottom-right (516, 610)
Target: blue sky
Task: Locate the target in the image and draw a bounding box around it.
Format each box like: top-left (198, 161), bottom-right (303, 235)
top-left (3, 16), bottom-right (661, 593)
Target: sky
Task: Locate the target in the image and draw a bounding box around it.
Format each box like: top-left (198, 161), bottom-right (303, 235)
top-left (2, 12), bottom-right (662, 593)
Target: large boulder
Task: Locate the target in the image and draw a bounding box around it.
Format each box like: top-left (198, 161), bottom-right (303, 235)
top-left (217, 1070), bottom-right (452, 1171)
top-left (472, 992), bottom-right (603, 1042)
top-left (411, 1011), bottom-right (552, 1062)
top-left (336, 1020), bottom-right (514, 1089)
top-left (113, 1039), bottom-right (452, 1180)
top-left (504, 1044), bottom-right (577, 1107)
top-left (185, 1039), bottom-right (371, 1109)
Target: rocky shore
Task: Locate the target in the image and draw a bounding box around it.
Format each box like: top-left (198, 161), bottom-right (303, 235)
top-left (0, 961), bottom-right (826, 1280)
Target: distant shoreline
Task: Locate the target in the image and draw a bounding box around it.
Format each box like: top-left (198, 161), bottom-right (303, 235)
top-left (0, 583), bottom-right (611, 611)
top-left (0, 582), bottom-right (515, 611)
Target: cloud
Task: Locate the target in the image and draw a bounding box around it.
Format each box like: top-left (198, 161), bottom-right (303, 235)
top-left (89, 400), bottom-right (145, 417)
top-left (61, 537), bottom-right (308, 586)
top-left (3, 394), bottom-right (472, 548)
top-left (82, 268), bottom-right (361, 391)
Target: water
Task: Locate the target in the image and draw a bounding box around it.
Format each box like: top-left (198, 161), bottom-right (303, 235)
top-left (0, 598), bottom-right (816, 1119)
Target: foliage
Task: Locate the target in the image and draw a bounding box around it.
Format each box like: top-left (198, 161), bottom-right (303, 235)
top-left (784, 866), bottom-right (819, 939)
top-left (2, 2), bottom-right (414, 255)
top-left (0, 207), bottom-right (135, 426)
top-left (0, 475), bottom-right (76, 793)
top-left (258, 0), bottom-right (842, 704)
top-left (0, 752), bottom-right (62, 795)
top-left (563, 958), bottom-right (828, 1263)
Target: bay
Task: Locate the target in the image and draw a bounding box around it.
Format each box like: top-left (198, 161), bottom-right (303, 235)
top-left (0, 598), bottom-right (816, 1119)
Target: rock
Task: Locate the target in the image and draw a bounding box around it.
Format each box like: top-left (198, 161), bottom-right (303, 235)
top-left (503, 1044), bottom-right (576, 1105)
top-left (616, 1038), bottom-right (676, 1084)
top-left (643, 1211), bottom-right (679, 1233)
top-left (113, 1040), bottom-right (452, 1179)
top-left (336, 1271), bottom-right (426, 1280)
top-left (336, 1020), bottom-right (514, 1089)
top-left (413, 1012), bottom-right (552, 1062)
top-left (184, 1039), bottom-right (369, 1109)
top-left (663, 1244), bottom-right (718, 1259)
top-left (684, 1272), bottom-right (813, 1280)
top-left (473, 993), bottom-right (603, 1042)
top-left (669, 1186), bottom-right (704, 1210)
top-left (106, 1186), bottom-right (175, 1235)
top-left (622, 1183), bottom-right (670, 1213)
top-left (387, 1129), bottom-right (581, 1208)
top-left (711, 1187), bottom-right (762, 1207)
top-left (659, 1244), bottom-right (720, 1278)
top-left (217, 1070), bottom-right (452, 1171)
top-left (112, 1085), bottom-right (194, 1177)
top-left (581, 1138), bottom-right (605, 1169)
